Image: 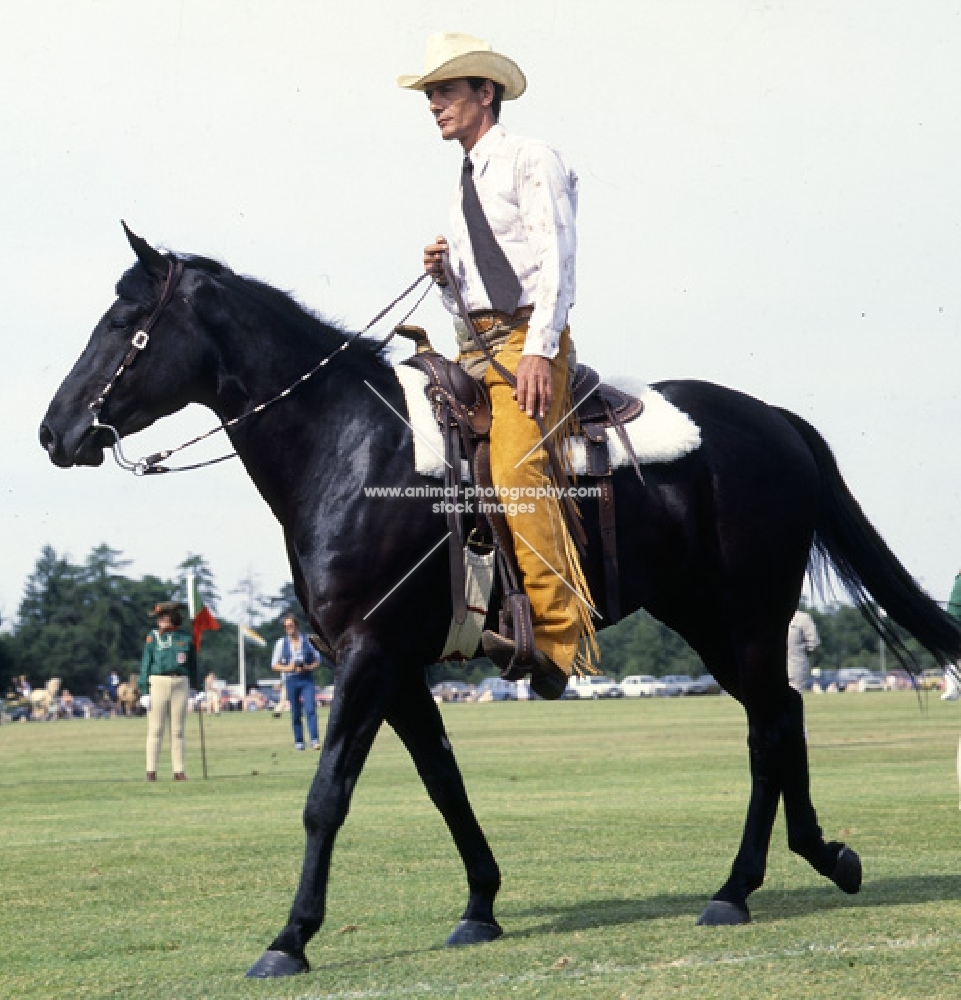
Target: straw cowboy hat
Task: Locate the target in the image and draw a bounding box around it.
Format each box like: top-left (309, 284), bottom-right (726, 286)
top-left (151, 601), bottom-right (187, 625)
top-left (397, 32), bottom-right (526, 101)
top-left (151, 601), bottom-right (187, 616)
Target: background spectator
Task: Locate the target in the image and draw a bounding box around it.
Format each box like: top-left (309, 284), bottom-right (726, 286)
top-left (787, 609), bottom-right (820, 692)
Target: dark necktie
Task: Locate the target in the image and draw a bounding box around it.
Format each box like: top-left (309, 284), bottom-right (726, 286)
top-left (461, 156), bottom-right (522, 316)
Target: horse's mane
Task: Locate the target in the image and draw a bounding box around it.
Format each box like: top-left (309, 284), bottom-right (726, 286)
top-left (118, 254), bottom-right (392, 367)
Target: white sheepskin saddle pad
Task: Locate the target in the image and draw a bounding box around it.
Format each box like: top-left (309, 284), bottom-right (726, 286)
top-left (393, 366), bottom-right (701, 479)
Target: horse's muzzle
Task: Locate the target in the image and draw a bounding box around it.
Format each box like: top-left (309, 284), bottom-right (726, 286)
top-left (38, 419), bottom-right (106, 468)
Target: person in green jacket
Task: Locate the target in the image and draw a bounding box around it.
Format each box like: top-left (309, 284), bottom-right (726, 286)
top-left (139, 600), bottom-right (197, 781)
top-left (942, 570), bottom-right (961, 807)
top-left (941, 571), bottom-right (961, 702)
top-left (947, 571), bottom-right (961, 624)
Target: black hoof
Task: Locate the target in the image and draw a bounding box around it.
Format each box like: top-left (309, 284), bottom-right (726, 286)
top-left (446, 919), bottom-right (503, 947)
top-left (696, 900), bottom-right (751, 926)
top-left (244, 949), bottom-right (310, 979)
top-left (831, 845), bottom-right (862, 895)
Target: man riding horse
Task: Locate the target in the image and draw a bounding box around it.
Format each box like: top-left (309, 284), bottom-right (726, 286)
top-left (403, 33), bottom-right (591, 697)
top-left (38, 31), bottom-right (961, 978)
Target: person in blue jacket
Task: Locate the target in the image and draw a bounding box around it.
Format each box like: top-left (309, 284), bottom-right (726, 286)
top-left (271, 614), bottom-right (326, 750)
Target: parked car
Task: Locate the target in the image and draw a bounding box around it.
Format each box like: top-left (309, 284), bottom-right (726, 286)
top-left (920, 668), bottom-right (945, 691)
top-left (619, 674), bottom-right (659, 698)
top-left (687, 674), bottom-right (722, 695)
top-left (856, 674), bottom-right (885, 692)
top-left (431, 680), bottom-right (477, 703)
top-left (567, 675), bottom-right (622, 699)
top-left (660, 674), bottom-right (697, 696)
top-left (475, 677), bottom-right (517, 701)
top-left (837, 668), bottom-right (877, 688)
top-left (316, 684), bottom-right (335, 707)
top-left (811, 670), bottom-right (846, 693)
top-left (254, 681), bottom-right (281, 708)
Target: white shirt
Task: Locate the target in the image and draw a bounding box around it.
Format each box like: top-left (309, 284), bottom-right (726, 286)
top-left (271, 633), bottom-right (311, 668)
top-left (441, 124), bottom-right (578, 359)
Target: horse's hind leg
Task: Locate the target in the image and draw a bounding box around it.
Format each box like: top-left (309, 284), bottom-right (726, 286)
top-left (689, 623), bottom-right (790, 926)
top-left (780, 687), bottom-right (862, 893)
top-left (697, 704), bottom-right (784, 925)
top-left (700, 681), bottom-right (861, 927)
top-left (246, 637), bottom-right (398, 979)
top-left (386, 676), bottom-right (502, 946)
top-left (658, 609), bottom-right (782, 925)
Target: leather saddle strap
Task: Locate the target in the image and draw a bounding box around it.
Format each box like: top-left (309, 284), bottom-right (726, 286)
top-left (605, 398), bottom-right (646, 484)
top-left (441, 258), bottom-right (588, 554)
top-left (473, 439), bottom-right (520, 592)
top-left (502, 591), bottom-right (536, 678)
top-left (597, 476), bottom-right (621, 624)
top-left (440, 402), bottom-right (468, 625)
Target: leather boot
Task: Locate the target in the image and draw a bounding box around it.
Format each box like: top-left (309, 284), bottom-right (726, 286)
top-left (481, 631), bottom-right (569, 700)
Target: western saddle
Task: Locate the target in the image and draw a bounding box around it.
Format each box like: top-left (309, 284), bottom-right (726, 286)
top-left (397, 325), bottom-right (644, 671)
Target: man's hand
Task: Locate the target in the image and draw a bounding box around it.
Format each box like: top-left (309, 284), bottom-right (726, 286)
top-left (424, 235), bottom-right (449, 285)
top-left (514, 355), bottom-right (552, 419)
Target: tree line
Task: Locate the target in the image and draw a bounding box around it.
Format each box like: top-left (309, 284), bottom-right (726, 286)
top-left (0, 545), bottom-right (331, 698)
top-left (1, 544), bottom-right (940, 698)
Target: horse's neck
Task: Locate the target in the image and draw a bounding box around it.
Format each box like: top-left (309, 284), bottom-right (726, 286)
top-left (206, 313), bottom-right (400, 524)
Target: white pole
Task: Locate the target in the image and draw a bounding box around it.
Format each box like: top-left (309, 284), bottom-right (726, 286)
top-left (238, 624), bottom-right (246, 699)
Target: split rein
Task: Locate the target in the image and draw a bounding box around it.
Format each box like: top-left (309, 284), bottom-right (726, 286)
top-left (89, 256), bottom-right (433, 476)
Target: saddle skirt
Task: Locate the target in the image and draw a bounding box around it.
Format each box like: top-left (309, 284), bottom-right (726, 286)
top-left (394, 364), bottom-right (702, 480)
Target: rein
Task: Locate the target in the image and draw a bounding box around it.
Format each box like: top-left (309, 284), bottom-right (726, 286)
top-left (92, 256), bottom-right (432, 475)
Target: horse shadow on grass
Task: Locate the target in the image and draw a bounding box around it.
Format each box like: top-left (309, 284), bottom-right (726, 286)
top-left (503, 874), bottom-right (961, 938)
top-left (302, 876), bottom-right (961, 973)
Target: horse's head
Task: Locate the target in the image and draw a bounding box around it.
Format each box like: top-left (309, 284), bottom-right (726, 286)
top-left (39, 224), bottom-right (214, 468)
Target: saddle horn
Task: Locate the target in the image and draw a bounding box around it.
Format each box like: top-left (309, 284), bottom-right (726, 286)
top-left (393, 324), bottom-right (435, 354)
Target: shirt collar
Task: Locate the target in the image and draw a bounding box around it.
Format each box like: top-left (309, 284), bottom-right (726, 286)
top-left (467, 123), bottom-right (506, 175)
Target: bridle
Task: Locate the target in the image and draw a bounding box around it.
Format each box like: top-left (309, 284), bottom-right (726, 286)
top-left (89, 257), bottom-right (185, 472)
top-left (89, 255), bottom-right (432, 476)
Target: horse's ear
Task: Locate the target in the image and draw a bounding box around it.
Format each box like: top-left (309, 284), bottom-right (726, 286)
top-left (121, 220), bottom-right (168, 278)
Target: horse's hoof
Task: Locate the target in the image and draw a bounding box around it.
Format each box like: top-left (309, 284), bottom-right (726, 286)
top-left (831, 845), bottom-right (862, 895)
top-left (244, 949), bottom-right (310, 978)
top-left (696, 900), bottom-right (751, 926)
top-left (446, 919), bottom-right (503, 947)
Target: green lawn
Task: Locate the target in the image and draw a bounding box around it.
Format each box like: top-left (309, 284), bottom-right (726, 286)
top-left (2, 693), bottom-right (961, 999)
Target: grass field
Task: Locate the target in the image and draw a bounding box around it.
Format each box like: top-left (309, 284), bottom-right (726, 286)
top-left (3, 693), bottom-right (961, 999)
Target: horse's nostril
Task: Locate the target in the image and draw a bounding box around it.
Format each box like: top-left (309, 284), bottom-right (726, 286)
top-left (38, 423), bottom-right (54, 451)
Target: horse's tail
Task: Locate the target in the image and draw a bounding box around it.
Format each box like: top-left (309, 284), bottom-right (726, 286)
top-left (776, 407), bottom-right (961, 671)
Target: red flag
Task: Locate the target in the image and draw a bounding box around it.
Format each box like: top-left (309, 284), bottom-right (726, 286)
top-left (187, 572), bottom-right (220, 649)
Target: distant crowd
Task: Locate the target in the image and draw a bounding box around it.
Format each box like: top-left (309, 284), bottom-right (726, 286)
top-left (0, 670), bottom-right (307, 723)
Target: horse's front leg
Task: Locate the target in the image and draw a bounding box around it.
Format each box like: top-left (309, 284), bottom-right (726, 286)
top-left (386, 675), bottom-right (502, 946)
top-left (246, 637), bottom-right (397, 979)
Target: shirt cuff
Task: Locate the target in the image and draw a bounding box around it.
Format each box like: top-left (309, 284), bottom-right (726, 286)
top-left (439, 283), bottom-right (459, 317)
top-left (521, 325), bottom-right (562, 359)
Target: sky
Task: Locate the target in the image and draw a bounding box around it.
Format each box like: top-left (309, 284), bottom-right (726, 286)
top-left (2, 1), bottom-right (960, 624)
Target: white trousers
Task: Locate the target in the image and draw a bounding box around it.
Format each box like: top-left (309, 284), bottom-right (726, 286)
top-left (146, 675), bottom-right (188, 774)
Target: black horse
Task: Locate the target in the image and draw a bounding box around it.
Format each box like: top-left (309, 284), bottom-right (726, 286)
top-left (40, 230), bottom-right (961, 978)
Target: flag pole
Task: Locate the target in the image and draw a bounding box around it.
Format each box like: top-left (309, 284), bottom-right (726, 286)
top-left (197, 686), bottom-right (208, 779)
top-left (187, 571), bottom-right (209, 780)
top-left (238, 623), bottom-right (246, 700)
